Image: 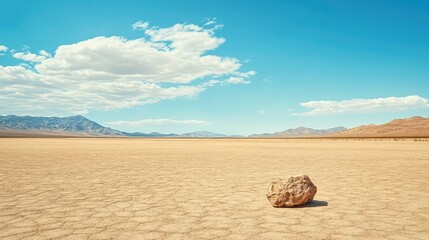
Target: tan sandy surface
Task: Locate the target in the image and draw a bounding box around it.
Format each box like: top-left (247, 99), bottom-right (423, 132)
top-left (0, 138), bottom-right (428, 239)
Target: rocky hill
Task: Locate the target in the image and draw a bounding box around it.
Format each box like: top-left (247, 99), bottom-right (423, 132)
top-left (332, 116), bottom-right (429, 137)
top-left (0, 115), bottom-right (125, 137)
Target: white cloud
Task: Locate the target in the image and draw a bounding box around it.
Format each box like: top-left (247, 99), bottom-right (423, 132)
top-left (294, 95), bottom-right (429, 116)
top-left (13, 50), bottom-right (50, 63)
top-left (0, 45), bottom-right (8, 52)
top-left (35, 34), bottom-right (240, 84)
top-left (200, 79), bottom-right (222, 87)
top-left (200, 74), bottom-right (254, 87)
top-left (39, 50), bottom-right (51, 57)
top-left (107, 119), bottom-right (210, 126)
top-left (201, 17), bottom-right (223, 31)
top-left (225, 77), bottom-right (251, 85)
top-left (132, 20), bottom-right (149, 30)
top-left (203, 17), bottom-right (217, 26)
top-left (0, 65), bottom-right (39, 82)
top-left (0, 21), bottom-right (254, 115)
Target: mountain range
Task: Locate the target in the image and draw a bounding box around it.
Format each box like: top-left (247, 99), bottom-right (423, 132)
top-left (0, 115), bottom-right (125, 137)
top-left (1, 115), bottom-right (428, 138)
top-left (249, 126), bottom-right (347, 137)
top-left (127, 131), bottom-right (229, 138)
top-left (0, 115), bottom-right (229, 138)
top-left (330, 116), bottom-right (429, 137)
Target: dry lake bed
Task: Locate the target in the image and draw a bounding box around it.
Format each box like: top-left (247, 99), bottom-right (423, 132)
top-left (0, 138), bottom-right (428, 239)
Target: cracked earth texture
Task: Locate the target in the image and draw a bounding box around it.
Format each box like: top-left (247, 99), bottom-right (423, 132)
top-left (0, 138), bottom-right (428, 239)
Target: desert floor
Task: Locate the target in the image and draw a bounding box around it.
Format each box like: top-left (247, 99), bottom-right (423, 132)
top-left (0, 138), bottom-right (428, 239)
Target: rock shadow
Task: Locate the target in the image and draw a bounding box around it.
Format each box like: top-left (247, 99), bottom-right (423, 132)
top-left (293, 200), bottom-right (328, 208)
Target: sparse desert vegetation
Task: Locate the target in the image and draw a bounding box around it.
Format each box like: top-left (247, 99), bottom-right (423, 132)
top-left (1, 138), bottom-right (428, 239)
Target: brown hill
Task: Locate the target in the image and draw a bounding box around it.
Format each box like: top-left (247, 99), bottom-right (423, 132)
top-left (332, 116), bottom-right (429, 137)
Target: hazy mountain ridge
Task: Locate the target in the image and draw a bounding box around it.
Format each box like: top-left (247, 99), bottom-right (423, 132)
top-left (1, 115), bottom-right (428, 138)
top-left (181, 131), bottom-right (227, 137)
top-left (249, 126), bottom-right (347, 137)
top-left (126, 132), bottom-right (179, 137)
top-left (128, 131), bottom-right (229, 137)
top-left (0, 115), bottom-right (230, 137)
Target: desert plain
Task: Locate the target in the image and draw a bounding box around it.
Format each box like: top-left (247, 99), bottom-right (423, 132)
top-left (0, 138), bottom-right (428, 239)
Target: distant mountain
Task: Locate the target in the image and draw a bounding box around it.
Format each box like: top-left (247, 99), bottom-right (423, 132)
top-left (129, 131), bottom-right (238, 138)
top-left (127, 132), bottom-right (179, 137)
top-left (180, 131), bottom-right (227, 137)
top-left (0, 115), bottom-right (125, 137)
top-left (331, 116), bottom-right (429, 137)
top-left (0, 115), bottom-right (232, 138)
top-left (3, 115), bottom-right (427, 138)
top-left (249, 126), bottom-right (347, 138)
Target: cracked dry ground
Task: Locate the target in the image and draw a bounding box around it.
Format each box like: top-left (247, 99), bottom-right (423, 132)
top-left (0, 138), bottom-right (428, 240)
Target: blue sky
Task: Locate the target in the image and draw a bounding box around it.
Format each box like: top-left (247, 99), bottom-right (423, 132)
top-left (1, 0), bottom-right (429, 135)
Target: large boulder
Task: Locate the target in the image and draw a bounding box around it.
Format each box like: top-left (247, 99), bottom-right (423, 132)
top-left (267, 175), bottom-right (317, 207)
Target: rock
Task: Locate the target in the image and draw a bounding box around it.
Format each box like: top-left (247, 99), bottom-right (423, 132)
top-left (266, 175), bottom-right (317, 207)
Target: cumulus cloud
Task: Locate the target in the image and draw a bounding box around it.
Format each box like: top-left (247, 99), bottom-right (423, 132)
top-left (0, 65), bottom-right (40, 82)
top-left (294, 95), bottom-right (429, 116)
top-left (107, 119), bottom-right (210, 126)
top-left (0, 21), bottom-right (254, 115)
top-left (13, 50), bottom-right (51, 63)
top-left (0, 45), bottom-right (8, 52)
top-left (132, 20), bottom-right (149, 30)
top-left (35, 33), bottom-right (239, 84)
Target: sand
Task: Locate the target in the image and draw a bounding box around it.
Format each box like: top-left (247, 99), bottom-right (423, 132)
top-left (0, 138), bottom-right (428, 239)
